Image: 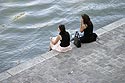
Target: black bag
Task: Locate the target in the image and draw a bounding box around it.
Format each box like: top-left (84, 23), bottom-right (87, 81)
top-left (74, 31), bottom-right (81, 48)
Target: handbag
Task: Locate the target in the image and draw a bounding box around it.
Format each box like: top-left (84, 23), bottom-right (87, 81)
top-left (74, 31), bottom-right (81, 48)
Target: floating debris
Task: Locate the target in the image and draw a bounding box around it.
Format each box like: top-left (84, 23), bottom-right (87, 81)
top-left (0, 24), bottom-right (7, 28)
top-left (13, 12), bottom-right (26, 21)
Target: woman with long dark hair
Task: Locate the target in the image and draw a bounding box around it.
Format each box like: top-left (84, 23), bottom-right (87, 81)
top-left (80, 14), bottom-right (97, 43)
top-left (49, 24), bottom-right (72, 52)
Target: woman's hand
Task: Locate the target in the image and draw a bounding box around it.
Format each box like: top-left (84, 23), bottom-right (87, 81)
top-left (85, 24), bottom-right (88, 28)
top-left (80, 18), bottom-right (87, 32)
top-left (81, 19), bottom-right (83, 25)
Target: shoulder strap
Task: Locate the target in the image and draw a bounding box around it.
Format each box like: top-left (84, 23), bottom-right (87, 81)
top-left (75, 31), bottom-right (80, 38)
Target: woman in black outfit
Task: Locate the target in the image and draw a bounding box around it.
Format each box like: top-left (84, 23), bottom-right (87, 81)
top-left (49, 24), bottom-right (72, 52)
top-left (80, 14), bottom-right (97, 43)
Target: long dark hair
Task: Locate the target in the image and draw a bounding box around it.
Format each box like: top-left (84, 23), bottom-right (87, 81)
top-left (81, 14), bottom-right (92, 25)
top-left (59, 24), bottom-right (66, 34)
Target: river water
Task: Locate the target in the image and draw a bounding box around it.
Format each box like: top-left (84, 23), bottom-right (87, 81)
top-left (0, 0), bottom-right (125, 73)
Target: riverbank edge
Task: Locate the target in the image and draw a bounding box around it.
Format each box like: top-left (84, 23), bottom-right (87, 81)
top-left (0, 18), bottom-right (125, 81)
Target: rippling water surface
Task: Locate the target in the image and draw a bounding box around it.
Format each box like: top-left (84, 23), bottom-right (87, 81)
top-left (0, 0), bottom-right (125, 73)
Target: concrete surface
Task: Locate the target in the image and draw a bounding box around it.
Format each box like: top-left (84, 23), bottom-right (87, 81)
top-left (0, 18), bottom-right (125, 83)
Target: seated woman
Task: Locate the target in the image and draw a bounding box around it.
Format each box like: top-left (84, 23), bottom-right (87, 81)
top-left (80, 14), bottom-right (97, 43)
top-left (49, 24), bottom-right (72, 52)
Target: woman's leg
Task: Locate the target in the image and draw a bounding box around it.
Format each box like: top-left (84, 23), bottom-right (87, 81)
top-left (80, 36), bottom-right (85, 43)
top-left (49, 37), bottom-right (57, 51)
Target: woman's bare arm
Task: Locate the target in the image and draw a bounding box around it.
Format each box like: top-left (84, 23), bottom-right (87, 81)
top-left (80, 19), bottom-right (87, 32)
top-left (51, 35), bottom-right (61, 45)
top-left (80, 24), bottom-right (87, 32)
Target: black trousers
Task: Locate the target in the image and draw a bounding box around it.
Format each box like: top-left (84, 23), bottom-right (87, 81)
top-left (80, 36), bottom-right (90, 43)
top-left (80, 33), bottom-right (97, 43)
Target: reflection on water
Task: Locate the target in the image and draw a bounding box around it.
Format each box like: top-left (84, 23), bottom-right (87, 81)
top-left (0, 0), bottom-right (125, 73)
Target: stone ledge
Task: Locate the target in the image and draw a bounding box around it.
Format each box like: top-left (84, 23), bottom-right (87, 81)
top-left (0, 18), bottom-right (124, 81)
top-left (41, 50), bottom-right (59, 60)
top-left (0, 72), bottom-right (11, 82)
top-left (102, 18), bottom-right (125, 31)
top-left (95, 18), bottom-right (125, 36)
top-left (95, 28), bottom-right (107, 36)
top-left (7, 55), bottom-right (45, 76)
